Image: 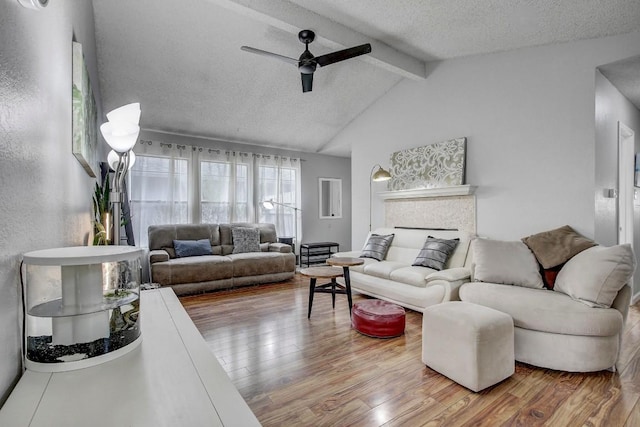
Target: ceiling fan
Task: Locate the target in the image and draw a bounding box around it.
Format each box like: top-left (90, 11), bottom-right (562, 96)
top-left (241, 30), bottom-right (372, 93)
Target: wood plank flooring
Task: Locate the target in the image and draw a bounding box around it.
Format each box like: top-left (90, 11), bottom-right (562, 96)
top-left (180, 275), bottom-right (640, 426)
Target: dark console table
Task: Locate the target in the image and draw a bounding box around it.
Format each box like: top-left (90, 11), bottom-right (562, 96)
top-left (300, 242), bottom-right (339, 267)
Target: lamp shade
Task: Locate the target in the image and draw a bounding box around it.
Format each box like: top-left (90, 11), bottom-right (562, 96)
top-left (262, 200), bottom-right (275, 210)
top-left (372, 166), bottom-right (392, 182)
top-left (100, 121), bottom-right (140, 153)
top-left (106, 102), bottom-right (141, 125)
top-left (107, 150), bottom-right (136, 171)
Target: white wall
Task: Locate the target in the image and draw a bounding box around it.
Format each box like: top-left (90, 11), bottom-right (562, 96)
top-left (139, 130), bottom-right (352, 252)
top-left (329, 31), bottom-right (640, 248)
top-left (0, 1), bottom-right (101, 404)
top-left (300, 151), bottom-right (352, 252)
top-left (595, 71), bottom-right (640, 298)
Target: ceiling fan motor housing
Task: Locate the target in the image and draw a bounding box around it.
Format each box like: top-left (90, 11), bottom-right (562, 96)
top-left (298, 50), bottom-right (317, 74)
top-left (298, 30), bottom-right (316, 44)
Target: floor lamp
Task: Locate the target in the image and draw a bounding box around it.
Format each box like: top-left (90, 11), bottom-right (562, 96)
top-left (100, 103), bottom-right (141, 245)
top-left (369, 164), bottom-right (392, 231)
top-left (262, 199), bottom-right (301, 262)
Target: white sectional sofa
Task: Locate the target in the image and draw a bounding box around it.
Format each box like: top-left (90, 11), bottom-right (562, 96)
top-left (459, 237), bottom-right (635, 372)
top-left (460, 281), bottom-right (631, 372)
top-left (334, 227), bottom-right (473, 312)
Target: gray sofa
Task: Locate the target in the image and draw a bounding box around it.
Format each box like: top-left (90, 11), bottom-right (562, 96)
top-left (148, 223), bottom-right (295, 295)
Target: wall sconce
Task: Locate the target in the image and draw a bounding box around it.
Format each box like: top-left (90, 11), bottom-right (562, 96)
top-left (100, 103), bottom-right (140, 245)
top-left (369, 164), bottom-right (392, 231)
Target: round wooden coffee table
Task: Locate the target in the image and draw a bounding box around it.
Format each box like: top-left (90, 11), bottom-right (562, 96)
top-left (326, 257), bottom-right (364, 315)
top-left (299, 266), bottom-right (344, 319)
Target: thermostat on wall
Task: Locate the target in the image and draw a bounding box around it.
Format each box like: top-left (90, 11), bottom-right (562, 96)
top-left (18, 0), bottom-right (48, 10)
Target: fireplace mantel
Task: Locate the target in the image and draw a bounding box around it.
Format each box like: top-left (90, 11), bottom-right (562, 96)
top-left (378, 185), bottom-right (476, 200)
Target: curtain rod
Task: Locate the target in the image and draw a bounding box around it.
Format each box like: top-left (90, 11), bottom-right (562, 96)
top-left (138, 139), bottom-right (306, 161)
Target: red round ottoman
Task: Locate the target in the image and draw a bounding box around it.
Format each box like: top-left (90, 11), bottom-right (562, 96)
top-left (352, 299), bottom-right (406, 338)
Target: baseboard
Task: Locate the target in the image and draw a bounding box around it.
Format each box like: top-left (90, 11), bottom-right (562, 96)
top-left (632, 291), bottom-right (640, 305)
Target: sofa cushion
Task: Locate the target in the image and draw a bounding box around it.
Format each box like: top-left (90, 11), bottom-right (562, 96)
top-left (173, 239), bottom-right (213, 258)
top-left (152, 255), bottom-right (233, 286)
top-left (555, 244), bottom-right (635, 308)
top-left (389, 266), bottom-right (433, 287)
top-left (363, 261), bottom-right (407, 280)
top-left (460, 282), bottom-right (623, 337)
top-left (522, 225), bottom-right (596, 269)
top-left (412, 237), bottom-right (459, 271)
top-left (229, 252), bottom-right (295, 276)
top-left (471, 239), bottom-right (544, 289)
top-left (360, 233), bottom-right (395, 261)
top-left (232, 227), bottom-right (261, 254)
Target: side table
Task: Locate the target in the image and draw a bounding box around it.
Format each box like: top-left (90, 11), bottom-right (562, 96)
top-left (326, 257), bottom-right (364, 314)
top-left (299, 266), bottom-right (344, 319)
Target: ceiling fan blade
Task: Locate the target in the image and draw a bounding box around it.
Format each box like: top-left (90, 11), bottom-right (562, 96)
top-left (314, 43), bottom-right (372, 67)
top-left (301, 73), bottom-right (313, 93)
top-left (240, 46), bottom-right (299, 66)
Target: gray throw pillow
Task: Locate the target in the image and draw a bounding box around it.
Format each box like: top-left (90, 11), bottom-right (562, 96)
top-left (173, 239), bottom-right (213, 258)
top-left (232, 227), bottom-right (261, 254)
top-left (412, 236), bottom-right (459, 271)
top-left (360, 233), bottom-right (394, 261)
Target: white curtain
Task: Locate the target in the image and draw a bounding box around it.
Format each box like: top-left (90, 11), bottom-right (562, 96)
top-left (128, 139), bottom-right (301, 248)
top-left (196, 148), bottom-right (254, 224)
top-left (255, 154), bottom-right (302, 245)
top-left (129, 141), bottom-right (194, 247)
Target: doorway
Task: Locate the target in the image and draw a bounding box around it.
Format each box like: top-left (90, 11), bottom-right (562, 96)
top-left (618, 121), bottom-right (635, 246)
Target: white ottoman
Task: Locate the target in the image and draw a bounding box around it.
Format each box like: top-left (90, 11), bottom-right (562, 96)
top-left (422, 301), bottom-right (514, 392)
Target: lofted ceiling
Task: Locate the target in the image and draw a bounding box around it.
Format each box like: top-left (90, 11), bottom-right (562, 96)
top-left (92, 0), bottom-right (640, 157)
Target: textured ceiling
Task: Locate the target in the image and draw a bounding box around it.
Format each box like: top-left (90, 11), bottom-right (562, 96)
top-left (92, 0), bottom-right (640, 157)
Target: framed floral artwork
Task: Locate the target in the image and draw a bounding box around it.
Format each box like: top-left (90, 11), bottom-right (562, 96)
top-left (72, 41), bottom-right (98, 177)
top-left (388, 137), bottom-right (466, 191)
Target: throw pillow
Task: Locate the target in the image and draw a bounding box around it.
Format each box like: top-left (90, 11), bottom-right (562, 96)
top-left (412, 236), bottom-right (459, 271)
top-left (540, 264), bottom-right (563, 290)
top-left (360, 233), bottom-right (394, 261)
top-left (232, 227), bottom-right (261, 254)
top-left (521, 225), bottom-right (596, 269)
top-left (471, 238), bottom-right (544, 289)
top-left (555, 244), bottom-right (635, 308)
top-left (173, 239), bottom-right (213, 258)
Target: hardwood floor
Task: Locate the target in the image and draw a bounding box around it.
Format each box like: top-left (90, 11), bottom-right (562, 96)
top-left (180, 275), bottom-right (640, 426)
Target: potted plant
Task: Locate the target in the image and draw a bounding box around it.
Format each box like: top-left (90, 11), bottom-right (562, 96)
top-left (92, 179), bottom-right (111, 245)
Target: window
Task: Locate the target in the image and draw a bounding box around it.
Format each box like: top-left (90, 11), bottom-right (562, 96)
top-left (257, 164), bottom-right (298, 238)
top-left (200, 161), bottom-right (250, 223)
top-left (129, 154), bottom-right (190, 247)
top-left (128, 141), bottom-right (301, 247)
